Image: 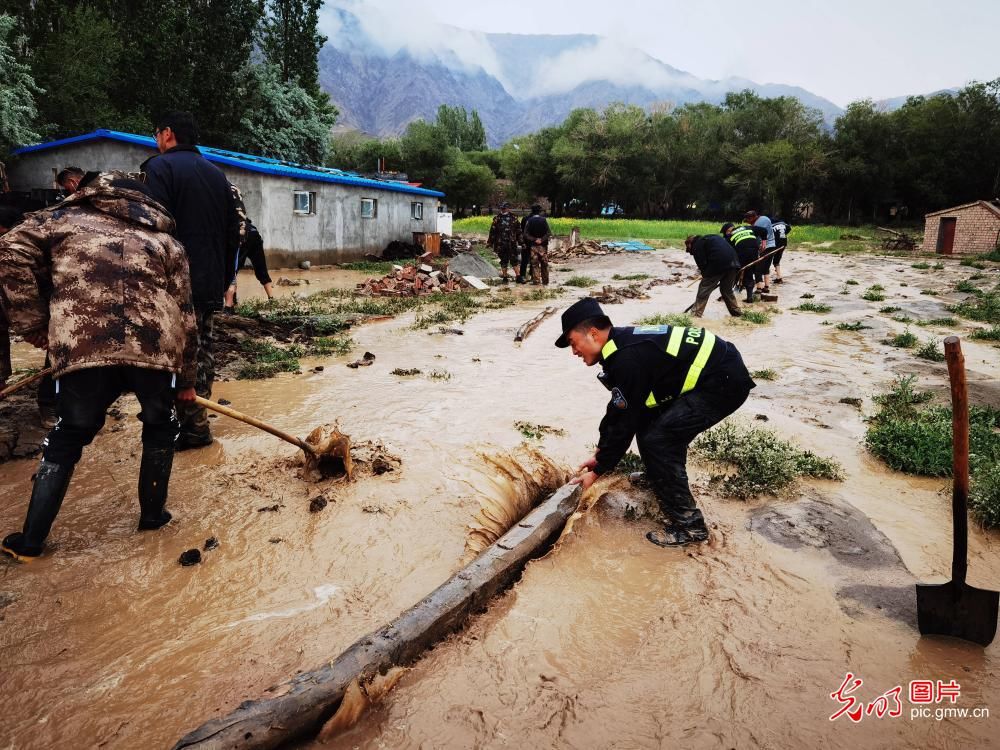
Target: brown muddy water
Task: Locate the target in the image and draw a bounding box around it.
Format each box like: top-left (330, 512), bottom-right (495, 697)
top-left (1, 247), bottom-right (999, 749)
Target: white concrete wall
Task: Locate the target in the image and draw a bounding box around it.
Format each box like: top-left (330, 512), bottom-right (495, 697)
top-left (7, 140), bottom-right (440, 266)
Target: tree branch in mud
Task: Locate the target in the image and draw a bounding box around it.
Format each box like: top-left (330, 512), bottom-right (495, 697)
top-left (171, 483), bottom-right (582, 750)
top-left (514, 306), bottom-right (558, 342)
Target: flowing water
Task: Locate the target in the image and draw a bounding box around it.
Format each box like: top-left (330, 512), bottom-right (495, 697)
top-left (1, 249), bottom-right (998, 749)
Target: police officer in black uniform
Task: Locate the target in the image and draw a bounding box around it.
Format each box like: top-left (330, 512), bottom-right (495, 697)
top-left (559, 298), bottom-right (756, 546)
top-left (722, 222), bottom-right (764, 304)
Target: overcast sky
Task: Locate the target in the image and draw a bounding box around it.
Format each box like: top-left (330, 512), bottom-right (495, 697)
top-left (324, 0), bottom-right (996, 106)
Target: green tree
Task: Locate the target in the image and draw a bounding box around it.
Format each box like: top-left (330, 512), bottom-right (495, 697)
top-left (233, 63), bottom-right (336, 164)
top-left (437, 149), bottom-right (495, 215)
top-left (435, 104), bottom-right (487, 151)
top-left (0, 12), bottom-right (41, 153)
top-left (500, 126), bottom-right (562, 211)
top-left (260, 0), bottom-right (325, 96)
top-left (400, 119), bottom-right (450, 185)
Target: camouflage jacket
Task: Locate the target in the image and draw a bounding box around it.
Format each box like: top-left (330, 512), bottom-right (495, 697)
top-left (229, 183), bottom-right (250, 284)
top-left (0, 173), bottom-right (198, 386)
top-left (487, 212), bottom-right (522, 250)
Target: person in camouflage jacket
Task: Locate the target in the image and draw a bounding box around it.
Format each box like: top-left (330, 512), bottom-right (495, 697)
top-left (486, 202), bottom-right (522, 282)
top-left (0, 172), bottom-right (198, 562)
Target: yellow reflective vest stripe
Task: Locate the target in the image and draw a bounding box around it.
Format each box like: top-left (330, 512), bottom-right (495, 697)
top-left (730, 228), bottom-right (756, 245)
top-left (642, 327), bottom-right (718, 407)
top-left (601, 339), bottom-right (618, 359)
top-left (680, 330), bottom-right (717, 394)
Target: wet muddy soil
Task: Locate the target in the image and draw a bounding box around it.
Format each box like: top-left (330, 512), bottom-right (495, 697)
top-left (1, 245), bottom-right (998, 749)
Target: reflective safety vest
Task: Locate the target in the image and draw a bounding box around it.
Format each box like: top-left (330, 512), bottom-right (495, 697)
top-left (729, 227), bottom-right (757, 246)
top-left (600, 325), bottom-right (719, 407)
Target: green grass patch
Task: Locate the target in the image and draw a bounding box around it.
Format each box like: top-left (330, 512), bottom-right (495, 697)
top-left (915, 340), bottom-right (945, 362)
top-left (956, 280), bottom-right (981, 294)
top-left (970, 326), bottom-right (1000, 341)
top-left (918, 317), bottom-right (958, 327)
top-left (524, 287), bottom-right (564, 301)
top-left (933, 262), bottom-right (945, 270)
top-left (563, 275), bottom-right (599, 287)
top-left (839, 286), bottom-right (851, 295)
top-left (845, 279), bottom-right (859, 285)
top-left (949, 290), bottom-right (1000, 324)
top-left (692, 421), bottom-right (844, 499)
top-left (969, 272), bottom-right (987, 280)
top-left (884, 329), bottom-right (919, 348)
top-left (912, 262), bottom-right (931, 269)
top-left (514, 421), bottom-right (566, 440)
top-left (634, 312), bottom-right (693, 328)
top-left (612, 273), bottom-right (652, 281)
top-left (428, 369), bottom-right (452, 381)
top-left (751, 368), bottom-right (777, 380)
top-left (740, 309), bottom-right (771, 324)
top-left (308, 336), bottom-right (354, 356)
top-left (960, 258), bottom-right (987, 269)
top-left (454, 217), bottom-right (859, 244)
top-left (799, 293), bottom-right (815, 299)
top-left (338, 259), bottom-right (410, 274)
top-left (879, 306), bottom-right (902, 313)
top-left (919, 289), bottom-right (939, 296)
top-left (865, 376), bottom-right (1000, 526)
top-left (836, 321), bottom-right (871, 331)
top-left (793, 302), bottom-right (833, 313)
top-left (979, 247), bottom-right (1000, 262)
top-left (391, 367), bottom-right (421, 376)
top-left (235, 340), bottom-right (302, 379)
top-left (862, 286), bottom-right (886, 301)
top-left (892, 314), bottom-right (915, 324)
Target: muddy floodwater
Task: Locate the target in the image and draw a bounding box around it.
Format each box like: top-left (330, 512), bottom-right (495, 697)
top-left (1, 247), bottom-right (998, 749)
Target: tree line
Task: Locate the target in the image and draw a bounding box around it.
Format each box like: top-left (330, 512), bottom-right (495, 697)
top-left (0, 1), bottom-right (335, 163)
top-left (334, 82), bottom-right (1000, 224)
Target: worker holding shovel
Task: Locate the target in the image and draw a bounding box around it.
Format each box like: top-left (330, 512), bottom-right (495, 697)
top-left (0, 172), bottom-right (198, 562)
top-left (558, 298), bottom-right (756, 546)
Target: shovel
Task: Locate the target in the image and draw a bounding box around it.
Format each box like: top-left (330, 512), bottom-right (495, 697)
top-left (193, 396), bottom-right (352, 479)
top-left (0, 367), bottom-right (53, 401)
top-left (915, 336), bottom-right (998, 646)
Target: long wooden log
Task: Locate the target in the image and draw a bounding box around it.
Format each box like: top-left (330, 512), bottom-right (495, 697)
top-left (172, 483), bottom-right (582, 750)
top-left (514, 306), bottom-right (558, 342)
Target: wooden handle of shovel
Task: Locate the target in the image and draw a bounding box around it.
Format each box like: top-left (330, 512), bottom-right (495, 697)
top-left (944, 337), bottom-right (969, 585)
top-left (0, 367), bottom-right (53, 401)
top-left (193, 396), bottom-right (316, 456)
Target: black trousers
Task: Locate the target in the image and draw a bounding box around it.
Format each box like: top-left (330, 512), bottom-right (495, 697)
top-left (519, 245), bottom-right (531, 278)
top-left (636, 350), bottom-right (754, 524)
top-left (237, 243), bottom-right (272, 286)
top-left (43, 367), bottom-right (178, 465)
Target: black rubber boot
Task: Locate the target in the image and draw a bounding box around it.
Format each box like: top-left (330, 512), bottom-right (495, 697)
top-left (646, 516), bottom-right (710, 547)
top-left (137, 447), bottom-right (174, 530)
top-left (1, 460), bottom-right (75, 562)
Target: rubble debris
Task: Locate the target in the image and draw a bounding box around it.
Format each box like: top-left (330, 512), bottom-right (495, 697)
top-left (203, 537), bottom-right (219, 551)
top-left (839, 397), bottom-right (863, 408)
top-left (428, 328), bottom-right (464, 336)
top-left (381, 240), bottom-right (423, 261)
top-left (355, 263), bottom-right (464, 298)
top-left (462, 275), bottom-right (490, 291)
top-left (303, 424), bottom-right (354, 481)
top-left (645, 277), bottom-right (682, 289)
top-left (178, 549), bottom-right (202, 566)
top-left (589, 284), bottom-right (650, 304)
top-left (309, 495), bottom-right (329, 513)
top-left (276, 277), bottom-right (309, 286)
top-left (440, 237), bottom-right (473, 255)
top-left (218, 398), bottom-right (232, 406)
top-left (346, 352), bottom-right (376, 369)
top-left (761, 293), bottom-right (779, 302)
top-left (351, 440), bottom-right (401, 476)
top-left (548, 239), bottom-right (619, 262)
top-left (447, 251), bottom-right (499, 279)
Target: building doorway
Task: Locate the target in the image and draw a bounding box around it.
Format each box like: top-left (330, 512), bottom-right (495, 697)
top-left (936, 217), bottom-right (957, 254)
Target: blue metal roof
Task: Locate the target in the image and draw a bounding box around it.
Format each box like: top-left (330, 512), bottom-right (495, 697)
top-left (13, 129), bottom-right (445, 198)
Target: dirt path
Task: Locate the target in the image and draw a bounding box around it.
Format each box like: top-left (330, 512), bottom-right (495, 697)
top-left (1, 247), bottom-right (998, 748)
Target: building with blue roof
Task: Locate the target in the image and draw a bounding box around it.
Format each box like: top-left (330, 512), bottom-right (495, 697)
top-left (6, 129), bottom-right (446, 266)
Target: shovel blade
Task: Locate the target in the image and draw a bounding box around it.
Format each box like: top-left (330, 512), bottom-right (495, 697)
top-left (916, 581), bottom-right (999, 647)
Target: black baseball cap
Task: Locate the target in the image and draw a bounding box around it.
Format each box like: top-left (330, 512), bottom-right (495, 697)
top-left (555, 298), bottom-right (609, 348)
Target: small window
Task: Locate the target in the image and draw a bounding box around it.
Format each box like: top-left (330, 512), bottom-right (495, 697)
top-left (361, 198), bottom-right (378, 219)
top-left (293, 191), bottom-right (316, 215)
top-left (411, 202), bottom-right (423, 220)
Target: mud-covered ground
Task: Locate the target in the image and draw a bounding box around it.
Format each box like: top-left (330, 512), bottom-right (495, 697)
top-left (1, 245), bottom-right (998, 749)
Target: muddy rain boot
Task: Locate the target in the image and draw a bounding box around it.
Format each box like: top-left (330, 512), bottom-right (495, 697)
top-left (138, 447), bottom-right (174, 530)
top-left (1, 460), bottom-right (75, 562)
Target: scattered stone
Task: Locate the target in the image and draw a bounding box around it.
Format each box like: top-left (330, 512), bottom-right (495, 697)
top-left (257, 504), bottom-right (281, 513)
top-left (299, 261), bottom-right (311, 270)
top-left (268, 537), bottom-right (283, 544)
top-left (839, 397), bottom-right (864, 408)
top-left (276, 277), bottom-right (309, 286)
top-left (107, 406), bottom-right (126, 420)
top-left (204, 537), bottom-right (219, 551)
top-left (461, 275), bottom-right (490, 291)
top-left (755, 414), bottom-right (769, 421)
top-left (309, 495), bottom-right (329, 513)
top-left (346, 352), bottom-right (376, 369)
top-left (313, 366), bottom-right (325, 373)
top-left (218, 398), bottom-right (232, 406)
top-left (590, 284), bottom-right (649, 304)
top-left (179, 549), bottom-right (202, 566)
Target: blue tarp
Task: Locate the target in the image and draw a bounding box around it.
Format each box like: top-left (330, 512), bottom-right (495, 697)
top-left (602, 240), bottom-right (656, 252)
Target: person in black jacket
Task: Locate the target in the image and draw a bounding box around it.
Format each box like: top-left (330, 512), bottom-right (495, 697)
top-left (722, 222), bottom-right (763, 304)
top-left (522, 204), bottom-right (551, 285)
top-left (684, 234), bottom-right (742, 317)
top-left (141, 111), bottom-right (240, 449)
top-left (558, 298), bottom-right (755, 546)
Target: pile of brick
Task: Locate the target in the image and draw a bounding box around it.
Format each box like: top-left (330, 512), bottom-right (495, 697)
top-left (356, 263), bottom-right (486, 297)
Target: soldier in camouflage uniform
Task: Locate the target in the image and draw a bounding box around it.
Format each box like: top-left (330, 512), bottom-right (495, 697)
top-left (0, 172), bottom-right (198, 562)
top-left (486, 202), bottom-right (522, 282)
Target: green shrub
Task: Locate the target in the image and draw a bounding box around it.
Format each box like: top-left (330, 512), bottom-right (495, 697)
top-left (793, 302), bottom-right (833, 313)
top-left (751, 368), bottom-right (777, 380)
top-left (960, 258), bottom-right (987, 269)
top-left (635, 312), bottom-right (693, 327)
top-left (236, 340), bottom-right (303, 380)
top-left (892, 314), bottom-right (915, 324)
top-left (693, 421), bottom-right (843, 499)
top-left (921, 317), bottom-right (958, 327)
top-left (836, 321), bottom-right (871, 331)
top-left (970, 326), bottom-right (1000, 340)
top-left (949, 291), bottom-right (1000, 324)
top-left (839, 286), bottom-right (851, 295)
top-left (846, 279), bottom-right (859, 285)
top-left (971, 463), bottom-right (1000, 528)
top-left (970, 272), bottom-right (987, 280)
top-left (612, 273), bottom-right (652, 281)
top-left (865, 377), bottom-right (1000, 497)
top-left (912, 262), bottom-right (931, 270)
top-left (563, 275), bottom-right (599, 287)
top-left (933, 262), bottom-right (945, 270)
top-left (862, 286), bottom-right (886, 301)
top-left (955, 280), bottom-right (980, 294)
top-left (915, 340), bottom-right (945, 361)
top-left (919, 289), bottom-right (939, 296)
top-left (308, 336), bottom-right (354, 356)
top-left (514, 421), bottom-right (566, 440)
top-left (879, 306), bottom-right (902, 313)
top-left (884, 329), bottom-right (918, 348)
top-left (740, 309), bottom-right (771, 324)
top-left (799, 293), bottom-right (815, 299)
top-left (979, 247), bottom-right (1000, 262)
